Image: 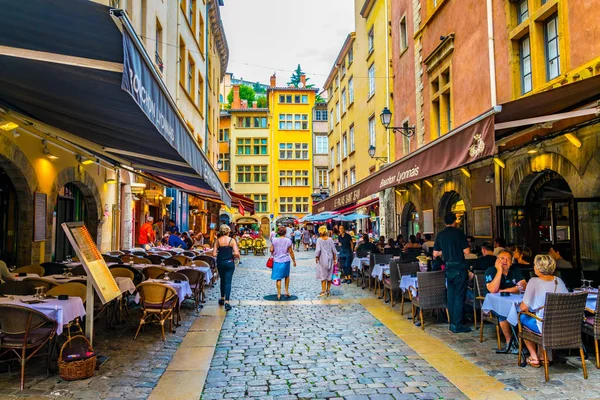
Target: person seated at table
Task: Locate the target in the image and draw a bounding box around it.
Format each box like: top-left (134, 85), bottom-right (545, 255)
top-left (513, 245), bottom-right (533, 269)
top-left (518, 254), bottom-right (568, 368)
top-left (356, 234), bottom-right (379, 257)
top-left (472, 243), bottom-right (496, 272)
top-left (403, 235), bottom-right (422, 251)
top-left (422, 234), bottom-right (435, 254)
top-left (467, 236), bottom-right (481, 256)
top-left (181, 232), bottom-right (194, 249)
top-left (415, 232), bottom-right (425, 245)
top-left (485, 250), bottom-right (527, 352)
top-left (384, 238), bottom-right (395, 249)
top-left (168, 232), bottom-right (188, 249)
top-left (396, 234), bottom-right (406, 248)
top-left (376, 236), bottom-right (386, 252)
top-left (160, 233), bottom-right (169, 246)
top-left (0, 260), bottom-right (15, 283)
top-left (549, 244), bottom-right (573, 269)
top-left (493, 237), bottom-right (506, 256)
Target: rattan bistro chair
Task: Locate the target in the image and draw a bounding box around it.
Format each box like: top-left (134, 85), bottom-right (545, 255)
top-left (134, 282), bottom-right (178, 341)
top-left (172, 255), bottom-right (191, 266)
top-left (103, 254), bottom-right (122, 263)
top-left (382, 261), bottom-right (401, 307)
top-left (583, 287), bottom-right (600, 369)
top-left (46, 283), bottom-right (86, 341)
top-left (409, 270), bottom-right (449, 330)
top-left (157, 272), bottom-right (189, 282)
top-left (110, 267), bottom-right (135, 280)
top-left (40, 262), bottom-right (66, 276)
top-left (475, 272), bottom-right (502, 350)
top-left (398, 262), bottom-right (420, 314)
top-left (518, 292), bottom-right (588, 381)
top-left (180, 269), bottom-right (206, 307)
top-left (0, 304), bottom-right (58, 390)
top-left (146, 254), bottom-right (165, 265)
top-left (194, 255), bottom-right (216, 269)
top-left (162, 258), bottom-right (182, 267)
top-left (13, 265), bottom-right (45, 277)
top-left (142, 266), bottom-right (169, 280)
top-left (22, 277), bottom-right (57, 291)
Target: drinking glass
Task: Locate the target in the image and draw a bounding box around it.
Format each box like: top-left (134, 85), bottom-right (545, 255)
top-left (580, 279), bottom-right (588, 292)
top-left (163, 272), bottom-right (170, 281)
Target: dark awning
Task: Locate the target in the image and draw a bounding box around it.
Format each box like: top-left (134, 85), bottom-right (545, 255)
top-left (0, 0), bottom-right (230, 206)
top-left (229, 191), bottom-right (255, 215)
top-left (314, 108), bottom-right (499, 213)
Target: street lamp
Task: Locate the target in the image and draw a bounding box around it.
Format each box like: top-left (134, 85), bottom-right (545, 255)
top-left (368, 145), bottom-right (388, 163)
top-left (379, 107), bottom-right (416, 138)
top-left (216, 159), bottom-right (223, 171)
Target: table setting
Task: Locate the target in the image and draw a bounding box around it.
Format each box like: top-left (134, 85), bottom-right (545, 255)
top-left (11, 273), bottom-right (40, 281)
top-left (134, 278), bottom-right (192, 305)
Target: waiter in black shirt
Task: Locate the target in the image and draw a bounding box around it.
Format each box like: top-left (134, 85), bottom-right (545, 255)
top-left (433, 213), bottom-right (471, 333)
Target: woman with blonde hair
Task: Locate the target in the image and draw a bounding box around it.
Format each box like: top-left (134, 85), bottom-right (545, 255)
top-left (315, 225), bottom-right (337, 297)
top-left (213, 224), bottom-right (240, 311)
top-left (518, 254), bottom-right (568, 367)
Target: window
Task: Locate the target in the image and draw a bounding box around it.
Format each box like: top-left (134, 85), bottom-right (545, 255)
top-left (295, 197), bottom-right (310, 213)
top-left (335, 102), bottom-right (340, 123)
top-left (218, 128), bottom-right (229, 142)
top-left (279, 95), bottom-right (285, 103)
top-left (236, 165), bottom-right (252, 182)
top-left (294, 95), bottom-right (301, 104)
top-left (368, 64), bottom-right (375, 97)
top-left (330, 147), bottom-right (335, 169)
top-left (238, 117), bottom-right (251, 128)
top-left (286, 95), bottom-right (292, 103)
top-left (253, 165), bottom-right (268, 182)
top-left (236, 138), bottom-right (252, 155)
top-left (279, 114), bottom-right (307, 130)
top-left (349, 125), bottom-right (355, 152)
top-left (342, 134), bottom-right (347, 158)
top-left (327, 87), bottom-right (333, 100)
top-left (197, 72), bottom-right (204, 110)
top-left (520, 35), bottom-right (532, 94)
top-left (335, 74), bottom-right (340, 90)
top-left (187, 55), bottom-right (195, 95)
top-left (329, 110), bottom-right (334, 131)
top-left (279, 143), bottom-right (308, 159)
top-left (368, 27), bottom-right (374, 53)
top-left (218, 153), bottom-right (230, 171)
top-left (517, 0), bottom-right (528, 25)
top-left (179, 38), bottom-right (186, 86)
top-left (316, 168), bottom-right (329, 187)
top-left (545, 14), bottom-right (560, 81)
top-left (252, 194), bottom-right (268, 213)
top-left (294, 170), bottom-right (309, 186)
top-left (314, 109), bottom-right (327, 121)
top-left (430, 67), bottom-right (452, 137)
top-left (258, 117), bottom-right (267, 128)
top-left (295, 143), bottom-right (309, 159)
top-left (348, 77), bottom-right (354, 104)
top-left (315, 136), bottom-right (328, 154)
top-left (343, 172), bottom-right (348, 189)
top-left (399, 16), bottom-right (408, 52)
top-left (341, 89), bottom-right (347, 113)
top-left (336, 142), bottom-right (340, 164)
top-left (368, 117), bottom-right (376, 147)
top-left (302, 95), bottom-right (308, 104)
top-left (188, 0), bottom-right (195, 27)
top-left (198, 12), bottom-right (204, 56)
top-left (337, 179), bottom-right (341, 192)
top-left (348, 47), bottom-right (354, 64)
top-left (253, 138), bottom-right (268, 155)
top-left (350, 168), bottom-right (356, 184)
top-left (279, 197), bottom-right (293, 213)
top-left (155, 19), bottom-right (163, 71)
top-left (402, 120), bottom-right (411, 156)
top-left (341, 63), bottom-right (346, 77)
top-left (279, 170), bottom-right (293, 186)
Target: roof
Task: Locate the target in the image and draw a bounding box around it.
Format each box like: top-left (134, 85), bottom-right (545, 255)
top-left (228, 108), bottom-right (269, 113)
top-left (208, 0), bottom-right (229, 79)
top-left (266, 86), bottom-right (319, 93)
top-left (323, 33), bottom-right (356, 90)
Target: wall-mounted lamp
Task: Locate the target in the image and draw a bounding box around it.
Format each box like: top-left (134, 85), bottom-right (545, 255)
top-left (106, 178), bottom-right (117, 184)
top-left (413, 183), bottom-right (421, 191)
top-left (379, 107), bottom-right (415, 138)
top-left (493, 157), bottom-right (505, 168)
top-left (423, 179), bottom-right (433, 188)
top-left (460, 168), bottom-right (471, 178)
top-left (0, 121), bottom-right (18, 131)
top-left (564, 133), bottom-right (582, 148)
top-left (42, 140), bottom-right (58, 160)
top-left (76, 155), bottom-right (94, 165)
top-left (368, 145), bottom-right (388, 162)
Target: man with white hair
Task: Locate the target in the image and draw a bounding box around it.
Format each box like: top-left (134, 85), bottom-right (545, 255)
top-left (139, 216), bottom-right (156, 247)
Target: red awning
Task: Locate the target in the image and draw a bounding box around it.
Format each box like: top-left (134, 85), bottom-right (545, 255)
top-left (337, 198), bottom-right (379, 214)
top-left (229, 191), bottom-right (255, 215)
top-left (157, 176), bottom-right (223, 202)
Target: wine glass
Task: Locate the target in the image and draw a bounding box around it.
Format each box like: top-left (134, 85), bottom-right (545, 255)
top-left (160, 260), bottom-right (165, 267)
top-left (163, 272), bottom-right (170, 281)
top-left (580, 279), bottom-right (588, 292)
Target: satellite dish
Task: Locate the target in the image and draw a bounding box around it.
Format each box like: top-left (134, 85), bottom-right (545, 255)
top-left (298, 82), bottom-right (304, 88)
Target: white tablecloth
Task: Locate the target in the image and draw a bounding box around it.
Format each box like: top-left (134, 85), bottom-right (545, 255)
top-left (128, 264), bottom-right (212, 284)
top-left (196, 266), bottom-right (212, 284)
top-left (371, 264), bottom-right (390, 281)
top-left (482, 293), bottom-right (524, 326)
top-left (0, 295), bottom-right (85, 335)
top-left (351, 257), bottom-right (369, 270)
top-left (45, 274), bottom-right (88, 284)
top-left (114, 277), bottom-right (136, 294)
top-left (12, 273), bottom-right (39, 281)
top-left (400, 275), bottom-right (418, 296)
top-left (135, 279), bottom-right (192, 305)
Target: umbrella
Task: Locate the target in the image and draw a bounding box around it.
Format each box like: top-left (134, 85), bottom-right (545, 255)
top-left (307, 211), bottom-right (339, 222)
top-left (333, 213), bottom-right (370, 221)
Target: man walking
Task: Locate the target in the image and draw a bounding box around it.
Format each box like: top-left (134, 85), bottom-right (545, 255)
top-left (433, 213), bottom-right (471, 333)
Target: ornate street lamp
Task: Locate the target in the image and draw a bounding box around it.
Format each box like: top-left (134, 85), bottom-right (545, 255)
top-left (379, 107), bottom-right (416, 138)
top-left (216, 159), bottom-right (223, 171)
top-left (368, 145), bottom-right (388, 163)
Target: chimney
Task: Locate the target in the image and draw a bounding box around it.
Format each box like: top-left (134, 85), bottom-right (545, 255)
top-left (270, 73), bottom-right (276, 87)
top-left (300, 74), bottom-right (307, 87)
top-left (232, 84), bottom-right (241, 109)
top-left (240, 99), bottom-right (248, 109)
top-left (252, 101), bottom-right (258, 108)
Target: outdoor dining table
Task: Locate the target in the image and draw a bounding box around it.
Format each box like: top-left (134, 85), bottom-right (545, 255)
top-left (482, 292), bottom-right (524, 326)
top-left (351, 257), bottom-right (369, 271)
top-left (11, 273), bottom-right (39, 281)
top-left (128, 264), bottom-right (213, 284)
top-left (371, 263), bottom-right (390, 281)
top-left (44, 274), bottom-right (135, 295)
top-left (135, 279), bottom-right (193, 305)
top-left (0, 295), bottom-right (85, 335)
top-left (400, 275), bottom-right (418, 296)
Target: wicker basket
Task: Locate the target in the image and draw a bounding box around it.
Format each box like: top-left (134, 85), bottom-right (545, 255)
top-left (58, 335), bottom-right (96, 381)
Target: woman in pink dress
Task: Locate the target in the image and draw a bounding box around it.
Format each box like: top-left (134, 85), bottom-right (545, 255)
top-left (315, 225), bottom-right (337, 297)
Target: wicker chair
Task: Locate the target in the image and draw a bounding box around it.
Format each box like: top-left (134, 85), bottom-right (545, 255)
top-left (142, 266), bottom-right (169, 280)
top-left (518, 292), bottom-right (588, 381)
top-left (0, 304), bottom-right (58, 390)
top-left (109, 264), bottom-right (143, 285)
top-left (145, 254), bottom-right (165, 265)
top-left (69, 265), bottom-right (87, 276)
top-left (238, 239), bottom-right (248, 255)
top-left (583, 288), bottom-right (600, 369)
top-left (110, 267), bottom-right (135, 280)
top-left (132, 251), bottom-right (148, 257)
top-left (474, 272), bottom-right (502, 349)
top-left (157, 272), bottom-right (189, 282)
top-left (22, 277), bottom-right (57, 291)
top-left (194, 255), bottom-right (216, 269)
top-left (46, 283), bottom-right (86, 341)
top-left (181, 251), bottom-right (197, 258)
top-left (180, 269), bottom-right (206, 307)
top-left (0, 281), bottom-right (35, 296)
top-left (40, 262), bottom-right (67, 276)
top-left (398, 262), bottom-right (420, 314)
top-left (134, 282), bottom-right (178, 341)
top-left (162, 258), bottom-right (182, 267)
top-left (102, 254), bottom-right (122, 263)
top-left (172, 255), bottom-right (191, 266)
top-left (13, 265), bottom-right (45, 277)
top-left (120, 254), bottom-right (137, 263)
top-left (409, 270), bottom-right (449, 330)
top-left (254, 239), bottom-right (267, 256)
top-left (107, 251), bottom-right (125, 256)
top-left (382, 261), bottom-right (401, 307)
top-left (371, 254), bottom-right (394, 294)
top-left (191, 260), bottom-right (210, 268)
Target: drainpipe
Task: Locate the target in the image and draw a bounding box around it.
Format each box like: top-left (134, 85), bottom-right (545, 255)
top-left (112, 168), bottom-right (121, 251)
top-left (486, 0), bottom-right (497, 107)
top-left (204, 1), bottom-right (210, 155)
top-left (384, 0), bottom-right (391, 162)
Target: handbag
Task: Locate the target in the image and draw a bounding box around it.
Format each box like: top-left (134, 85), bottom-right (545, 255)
top-left (266, 257), bottom-right (274, 269)
top-left (331, 262), bottom-right (341, 286)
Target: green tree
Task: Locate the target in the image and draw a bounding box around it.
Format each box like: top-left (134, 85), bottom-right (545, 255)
top-left (287, 64), bottom-right (314, 88)
top-left (256, 96), bottom-right (267, 108)
top-left (227, 84), bottom-right (256, 107)
top-left (253, 81), bottom-right (265, 93)
top-left (316, 94), bottom-right (325, 103)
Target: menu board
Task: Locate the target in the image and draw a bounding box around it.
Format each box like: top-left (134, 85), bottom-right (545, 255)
top-left (61, 222), bottom-right (121, 304)
top-left (33, 192), bottom-right (46, 242)
top-left (422, 209), bottom-right (434, 234)
top-left (473, 206), bottom-right (493, 238)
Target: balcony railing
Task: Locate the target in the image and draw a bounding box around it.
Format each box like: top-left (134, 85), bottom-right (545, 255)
top-left (155, 52), bottom-right (164, 73)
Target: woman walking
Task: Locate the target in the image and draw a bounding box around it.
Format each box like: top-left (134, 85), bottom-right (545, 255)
top-left (270, 226), bottom-right (297, 300)
top-left (302, 228), bottom-right (311, 251)
top-left (212, 225), bottom-right (240, 311)
top-left (315, 226), bottom-right (337, 297)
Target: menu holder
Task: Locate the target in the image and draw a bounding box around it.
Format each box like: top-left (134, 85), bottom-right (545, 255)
top-left (473, 206), bottom-right (493, 238)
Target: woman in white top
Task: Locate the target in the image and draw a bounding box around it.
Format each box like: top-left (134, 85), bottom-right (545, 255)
top-left (518, 254), bottom-right (568, 368)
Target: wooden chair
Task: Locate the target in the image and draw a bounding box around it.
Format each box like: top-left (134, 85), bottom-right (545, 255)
top-left (0, 281), bottom-right (35, 296)
top-left (474, 272), bottom-right (502, 350)
top-left (518, 292), bottom-right (588, 381)
top-left (13, 265), bottom-right (45, 277)
top-left (182, 251), bottom-right (197, 258)
top-left (142, 266), bottom-right (169, 280)
top-left (134, 282), bottom-right (177, 341)
top-left (155, 251), bottom-right (173, 258)
top-left (382, 261), bottom-right (401, 307)
top-left (0, 304), bottom-right (58, 390)
top-left (46, 283), bottom-right (86, 341)
top-left (22, 277), bottom-right (57, 291)
top-left (409, 270), bottom-right (449, 330)
top-left (583, 287), bottom-right (600, 369)
top-left (132, 251), bottom-right (148, 257)
top-left (398, 262), bottom-right (420, 314)
top-left (107, 251), bottom-right (125, 256)
top-left (180, 269), bottom-right (206, 307)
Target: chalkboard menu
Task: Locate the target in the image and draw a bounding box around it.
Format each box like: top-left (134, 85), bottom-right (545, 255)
top-left (422, 209), bottom-right (434, 234)
top-left (61, 222), bottom-right (121, 304)
top-left (33, 192), bottom-right (46, 242)
top-left (473, 206), bottom-right (493, 238)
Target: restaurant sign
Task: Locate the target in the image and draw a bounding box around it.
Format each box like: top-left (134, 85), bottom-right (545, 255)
top-left (314, 110), bottom-right (497, 213)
